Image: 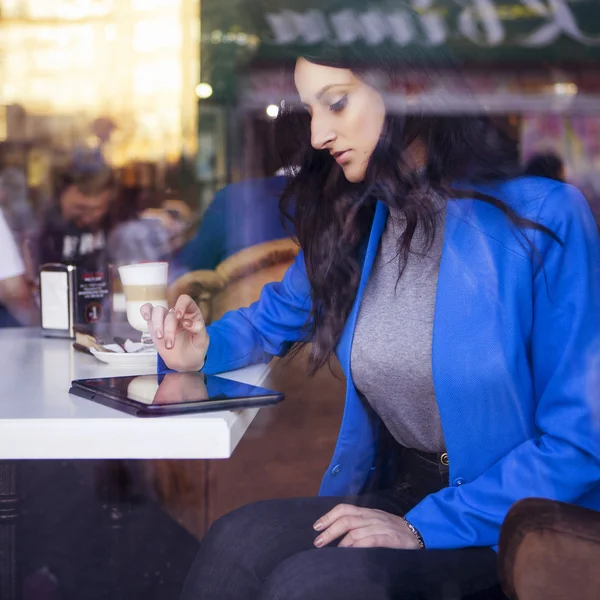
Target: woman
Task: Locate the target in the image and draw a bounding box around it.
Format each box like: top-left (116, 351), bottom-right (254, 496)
top-left (142, 53), bottom-right (600, 600)
top-left (0, 207), bottom-right (39, 327)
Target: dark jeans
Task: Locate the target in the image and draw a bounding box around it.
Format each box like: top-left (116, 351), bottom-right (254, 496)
top-left (181, 447), bottom-right (505, 600)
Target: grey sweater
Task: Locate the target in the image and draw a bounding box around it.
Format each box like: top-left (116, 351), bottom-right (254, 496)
top-left (351, 203), bottom-right (447, 453)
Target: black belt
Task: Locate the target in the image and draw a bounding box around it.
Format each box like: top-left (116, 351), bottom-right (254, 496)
top-left (410, 448), bottom-right (449, 466)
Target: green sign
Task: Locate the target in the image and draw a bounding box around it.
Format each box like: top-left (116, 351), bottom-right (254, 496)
top-left (201, 0), bottom-right (600, 100)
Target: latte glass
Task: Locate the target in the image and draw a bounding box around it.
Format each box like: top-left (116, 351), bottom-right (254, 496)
top-left (118, 262), bottom-right (168, 349)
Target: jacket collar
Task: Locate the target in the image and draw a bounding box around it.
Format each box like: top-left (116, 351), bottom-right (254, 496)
top-left (337, 196), bottom-right (470, 377)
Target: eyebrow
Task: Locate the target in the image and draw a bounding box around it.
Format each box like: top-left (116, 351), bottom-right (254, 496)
top-left (315, 83), bottom-right (348, 100)
top-left (301, 83), bottom-right (349, 106)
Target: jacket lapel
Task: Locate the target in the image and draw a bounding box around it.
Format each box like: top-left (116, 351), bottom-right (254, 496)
top-left (337, 201), bottom-right (389, 374)
top-left (337, 198), bottom-right (473, 468)
top-left (431, 198), bottom-right (480, 475)
top-left (337, 198), bottom-right (471, 377)
top-left (336, 198), bottom-right (480, 458)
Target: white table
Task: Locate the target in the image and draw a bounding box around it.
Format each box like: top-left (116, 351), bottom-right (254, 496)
top-left (0, 328), bottom-right (270, 600)
top-left (0, 328), bottom-right (268, 459)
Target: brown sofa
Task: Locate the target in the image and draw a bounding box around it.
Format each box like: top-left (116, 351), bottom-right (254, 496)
top-left (167, 237), bottom-right (301, 322)
top-left (499, 498), bottom-right (600, 600)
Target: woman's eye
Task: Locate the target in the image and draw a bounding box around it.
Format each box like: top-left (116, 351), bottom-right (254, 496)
top-left (329, 95), bottom-right (348, 113)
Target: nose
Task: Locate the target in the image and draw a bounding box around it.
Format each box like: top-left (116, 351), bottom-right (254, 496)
top-left (310, 114), bottom-right (336, 151)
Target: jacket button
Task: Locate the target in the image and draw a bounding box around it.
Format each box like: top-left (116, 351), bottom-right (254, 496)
top-left (453, 478), bottom-right (465, 486)
top-left (331, 464), bottom-right (342, 476)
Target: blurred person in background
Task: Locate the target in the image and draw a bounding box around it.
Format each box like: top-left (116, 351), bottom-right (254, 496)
top-left (120, 188), bottom-right (193, 272)
top-left (523, 155), bottom-right (600, 229)
top-left (31, 151), bottom-right (175, 275)
top-left (32, 151), bottom-right (117, 271)
top-left (523, 152), bottom-right (566, 182)
top-left (169, 175), bottom-right (289, 277)
top-left (108, 207), bottom-right (173, 268)
top-left (0, 166), bottom-right (35, 246)
top-left (146, 45), bottom-right (599, 600)
top-left (170, 111), bottom-right (300, 278)
top-left (0, 207), bottom-right (39, 327)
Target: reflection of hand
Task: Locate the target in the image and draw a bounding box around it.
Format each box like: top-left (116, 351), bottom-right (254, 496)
top-left (141, 294), bottom-right (209, 372)
top-left (127, 376), bottom-right (159, 402)
top-left (154, 372), bottom-right (209, 405)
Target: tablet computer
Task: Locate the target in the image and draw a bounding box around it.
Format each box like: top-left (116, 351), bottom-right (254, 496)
top-left (69, 372), bottom-right (284, 417)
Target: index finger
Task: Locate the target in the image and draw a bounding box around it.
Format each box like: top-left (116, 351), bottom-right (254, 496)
top-left (140, 302), bottom-right (154, 321)
top-left (174, 294), bottom-right (204, 322)
top-left (314, 503), bottom-right (363, 531)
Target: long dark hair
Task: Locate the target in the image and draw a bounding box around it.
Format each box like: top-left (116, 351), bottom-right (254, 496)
top-left (275, 51), bottom-right (559, 373)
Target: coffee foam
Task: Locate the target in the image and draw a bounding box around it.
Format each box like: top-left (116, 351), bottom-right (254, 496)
top-left (118, 262), bottom-right (168, 286)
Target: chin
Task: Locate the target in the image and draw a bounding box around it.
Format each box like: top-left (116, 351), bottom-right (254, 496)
top-left (342, 167), bottom-right (365, 183)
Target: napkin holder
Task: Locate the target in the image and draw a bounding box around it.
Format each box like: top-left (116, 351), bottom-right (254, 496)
top-left (40, 263), bottom-right (77, 338)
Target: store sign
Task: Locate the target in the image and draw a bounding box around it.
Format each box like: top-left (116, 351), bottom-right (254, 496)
top-left (264, 0), bottom-right (600, 49)
top-left (201, 0), bottom-right (600, 100)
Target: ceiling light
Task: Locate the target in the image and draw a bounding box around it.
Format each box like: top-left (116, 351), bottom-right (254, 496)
top-left (195, 83), bottom-right (213, 99)
top-left (266, 104), bottom-right (279, 118)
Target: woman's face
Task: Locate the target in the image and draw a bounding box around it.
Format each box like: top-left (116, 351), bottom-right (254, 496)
top-left (294, 58), bottom-right (386, 183)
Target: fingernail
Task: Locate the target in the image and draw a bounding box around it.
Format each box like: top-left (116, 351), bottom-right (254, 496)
top-left (183, 319), bottom-right (192, 328)
top-left (313, 521), bottom-right (323, 531)
top-left (165, 340), bottom-right (173, 349)
top-left (314, 537), bottom-right (324, 548)
top-left (176, 310), bottom-right (183, 320)
top-left (156, 330), bottom-right (163, 339)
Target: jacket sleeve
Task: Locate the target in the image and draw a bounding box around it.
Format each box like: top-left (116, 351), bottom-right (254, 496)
top-left (405, 184), bottom-right (600, 549)
top-left (159, 250), bottom-right (312, 375)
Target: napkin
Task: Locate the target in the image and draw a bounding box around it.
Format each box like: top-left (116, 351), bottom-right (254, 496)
top-left (73, 329), bottom-right (149, 354)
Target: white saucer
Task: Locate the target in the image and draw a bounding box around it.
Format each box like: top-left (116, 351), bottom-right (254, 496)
top-left (90, 347), bottom-right (157, 368)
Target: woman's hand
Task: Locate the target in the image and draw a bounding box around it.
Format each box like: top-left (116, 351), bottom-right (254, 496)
top-left (141, 294), bottom-right (209, 372)
top-left (313, 504), bottom-right (422, 550)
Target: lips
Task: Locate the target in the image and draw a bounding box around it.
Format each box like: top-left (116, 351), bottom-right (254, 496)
top-left (332, 150), bottom-right (351, 165)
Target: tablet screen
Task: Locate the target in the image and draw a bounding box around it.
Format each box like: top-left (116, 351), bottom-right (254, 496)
top-left (75, 372), bottom-right (279, 407)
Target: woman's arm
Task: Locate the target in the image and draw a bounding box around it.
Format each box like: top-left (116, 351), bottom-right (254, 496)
top-left (159, 250), bottom-right (312, 374)
top-left (404, 185), bottom-right (600, 549)
top-left (0, 209), bottom-right (39, 326)
top-left (0, 274), bottom-right (39, 326)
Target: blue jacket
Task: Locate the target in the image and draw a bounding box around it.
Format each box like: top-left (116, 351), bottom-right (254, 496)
top-left (162, 177), bottom-right (600, 550)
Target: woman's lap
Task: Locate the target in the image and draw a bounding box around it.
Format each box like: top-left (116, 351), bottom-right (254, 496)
top-left (259, 545), bottom-right (500, 600)
top-left (181, 494), bottom-right (502, 600)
